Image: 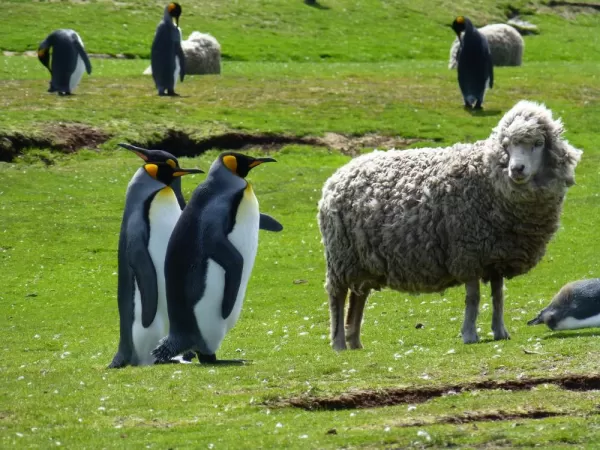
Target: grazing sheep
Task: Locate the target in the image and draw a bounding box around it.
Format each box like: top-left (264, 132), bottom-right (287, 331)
top-left (449, 23), bottom-right (524, 69)
top-left (144, 31), bottom-right (221, 76)
top-left (317, 100), bottom-right (582, 351)
top-left (528, 278), bottom-right (600, 330)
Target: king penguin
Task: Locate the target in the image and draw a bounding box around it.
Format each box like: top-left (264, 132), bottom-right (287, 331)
top-left (38, 29), bottom-right (92, 96)
top-left (527, 279), bottom-right (600, 331)
top-left (152, 152), bottom-right (283, 364)
top-left (151, 2), bottom-right (186, 96)
top-left (451, 16), bottom-right (494, 110)
top-left (108, 144), bottom-right (203, 368)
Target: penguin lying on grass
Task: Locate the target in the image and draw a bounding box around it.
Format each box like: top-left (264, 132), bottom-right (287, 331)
top-left (151, 2), bottom-right (186, 96)
top-left (451, 16), bottom-right (494, 110)
top-left (152, 152), bottom-right (283, 365)
top-left (528, 279), bottom-right (600, 331)
top-left (109, 144), bottom-right (203, 368)
top-left (38, 29), bottom-right (92, 95)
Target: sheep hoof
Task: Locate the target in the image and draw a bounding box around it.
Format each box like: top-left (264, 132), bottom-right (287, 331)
top-left (346, 339), bottom-right (363, 350)
top-left (332, 341), bottom-right (347, 351)
top-left (462, 331), bottom-right (480, 344)
top-left (493, 328), bottom-right (511, 340)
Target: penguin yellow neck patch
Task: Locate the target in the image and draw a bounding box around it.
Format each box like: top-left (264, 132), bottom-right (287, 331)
top-left (145, 164), bottom-right (158, 179)
top-left (456, 16), bottom-right (465, 24)
top-left (223, 155), bottom-right (238, 174)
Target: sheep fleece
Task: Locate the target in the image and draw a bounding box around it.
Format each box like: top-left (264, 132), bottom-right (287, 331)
top-left (318, 133), bottom-right (578, 294)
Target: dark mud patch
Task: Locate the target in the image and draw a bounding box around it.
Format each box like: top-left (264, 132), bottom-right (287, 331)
top-left (274, 374), bottom-right (600, 410)
top-left (400, 409), bottom-right (568, 428)
top-left (0, 123), bottom-right (110, 162)
top-left (134, 129), bottom-right (429, 157)
top-left (546, 1), bottom-right (600, 11)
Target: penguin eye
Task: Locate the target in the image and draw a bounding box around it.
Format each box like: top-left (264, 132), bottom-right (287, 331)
top-left (166, 159), bottom-right (177, 169)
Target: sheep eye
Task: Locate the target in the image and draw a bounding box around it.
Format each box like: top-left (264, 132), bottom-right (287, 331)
top-left (534, 140), bottom-right (544, 148)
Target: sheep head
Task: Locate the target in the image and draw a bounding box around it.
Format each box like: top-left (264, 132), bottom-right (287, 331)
top-left (491, 100), bottom-right (582, 191)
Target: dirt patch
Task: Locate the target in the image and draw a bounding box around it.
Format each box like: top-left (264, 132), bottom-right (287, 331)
top-left (546, 1), bottom-right (600, 11)
top-left (274, 374), bottom-right (600, 410)
top-left (134, 130), bottom-right (429, 158)
top-left (399, 409), bottom-right (567, 428)
top-left (0, 123), bottom-right (110, 162)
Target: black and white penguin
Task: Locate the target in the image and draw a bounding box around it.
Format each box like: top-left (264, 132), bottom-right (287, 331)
top-left (108, 144), bottom-right (203, 368)
top-left (451, 16), bottom-right (494, 110)
top-left (151, 2), bottom-right (186, 96)
top-left (37, 29), bottom-right (92, 96)
top-left (528, 279), bottom-right (600, 331)
top-left (152, 152), bottom-right (283, 364)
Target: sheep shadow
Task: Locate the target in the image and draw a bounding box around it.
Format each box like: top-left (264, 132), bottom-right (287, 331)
top-left (304, 0), bottom-right (330, 9)
top-left (542, 329), bottom-right (600, 340)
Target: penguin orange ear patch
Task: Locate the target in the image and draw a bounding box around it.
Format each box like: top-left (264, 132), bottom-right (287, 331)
top-left (144, 164), bottom-right (158, 179)
top-left (223, 155), bottom-right (238, 174)
top-left (456, 16), bottom-right (465, 24)
top-left (168, 2), bottom-right (176, 12)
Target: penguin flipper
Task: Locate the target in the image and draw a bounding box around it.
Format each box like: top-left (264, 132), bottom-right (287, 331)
top-left (259, 213), bottom-right (283, 232)
top-left (128, 238), bottom-right (158, 328)
top-left (211, 239), bottom-right (244, 320)
top-left (72, 37), bottom-right (92, 74)
top-left (177, 45), bottom-right (186, 82)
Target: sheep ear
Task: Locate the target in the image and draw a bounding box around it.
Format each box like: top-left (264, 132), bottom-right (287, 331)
top-left (552, 117), bottom-right (565, 138)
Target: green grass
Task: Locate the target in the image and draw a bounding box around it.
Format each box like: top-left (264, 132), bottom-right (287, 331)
top-left (2, 0), bottom-right (600, 448)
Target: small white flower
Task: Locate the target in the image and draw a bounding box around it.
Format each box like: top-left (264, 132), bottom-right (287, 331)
top-left (417, 430), bottom-right (431, 441)
top-left (384, 426), bottom-right (391, 432)
top-left (407, 405), bottom-right (417, 411)
top-left (299, 434), bottom-right (308, 439)
top-left (446, 349), bottom-right (455, 354)
top-left (16, 432), bottom-right (24, 438)
top-left (276, 422), bottom-right (283, 428)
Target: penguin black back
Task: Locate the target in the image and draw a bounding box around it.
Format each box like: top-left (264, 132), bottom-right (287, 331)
top-left (451, 16), bottom-right (494, 110)
top-left (151, 2), bottom-right (186, 96)
top-left (38, 29), bottom-right (92, 95)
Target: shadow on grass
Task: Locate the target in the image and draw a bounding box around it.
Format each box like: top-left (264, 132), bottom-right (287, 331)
top-left (542, 329), bottom-right (600, 340)
top-left (465, 108), bottom-right (503, 117)
top-left (304, 0), bottom-right (330, 10)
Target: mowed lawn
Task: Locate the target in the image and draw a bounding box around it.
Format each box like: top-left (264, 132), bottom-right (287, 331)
top-left (1, 1), bottom-right (600, 448)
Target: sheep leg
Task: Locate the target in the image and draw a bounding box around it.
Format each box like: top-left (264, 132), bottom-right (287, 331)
top-left (461, 279), bottom-right (481, 344)
top-left (328, 282), bottom-right (348, 351)
top-left (345, 290), bottom-right (369, 350)
top-left (491, 274), bottom-right (510, 340)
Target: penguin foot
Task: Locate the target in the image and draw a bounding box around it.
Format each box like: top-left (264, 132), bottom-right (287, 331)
top-left (463, 103), bottom-right (473, 110)
top-left (166, 90), bottom-right (180, 97)
top-left (473, 103), bottom-right (483, 111)
top-left (182, 351), bottom-right (196, 362)
top-left (58, 91), bottom-right (73, 96)
top-left (108, 353), bottom-right (129, 369)
top-left (151, 338), bottom-right (179, 363)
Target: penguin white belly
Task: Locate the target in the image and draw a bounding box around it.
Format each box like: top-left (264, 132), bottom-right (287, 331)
top-left (69, 56), bottom-right (85, 92)
top-left (131, 186), bottom-right (181, 365)
top-left (173, 56), bottom-right (180, 89)
top-left (555, 313), bottom-right (600, 330)
top-left (194, 186), bottom-right (260, 354)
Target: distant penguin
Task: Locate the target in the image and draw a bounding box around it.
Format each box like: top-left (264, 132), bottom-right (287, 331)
top-left (152, 152), bottom-right (283, 364)
top-left (37, 29), bottom-right (92, 96)
top-left (451, 16), bottom-right (494, 110)
top-left (108, 144), bottom-right (203, 368)
top-left (151, 2), bottom-right (186, 96)
top-left (528, 279), bottom-right (600, 331)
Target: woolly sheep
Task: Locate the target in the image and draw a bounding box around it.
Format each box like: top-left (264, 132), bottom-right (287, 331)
top-left (144, 31), bottom-right (221, 75)
top-left (449, 24), bottom-right (524, 69)
top-left (317, 100), bottom-right (582, 351)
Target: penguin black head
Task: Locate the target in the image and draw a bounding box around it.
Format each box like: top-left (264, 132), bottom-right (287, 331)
top-left (166, 2), bottom-right (182, 27)
top-left (451, 16), bottom-right (471, 37)
top-left (219, 152), bottom-right (277, 178)
top-left (119, 143), bottom-right (203, 185)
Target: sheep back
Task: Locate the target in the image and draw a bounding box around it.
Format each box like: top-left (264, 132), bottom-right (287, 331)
top-left (449, 23), bottom-right (524, 69)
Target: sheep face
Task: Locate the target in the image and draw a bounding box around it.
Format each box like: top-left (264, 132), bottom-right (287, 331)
top-left (504, 136), bottom-right (545, 184)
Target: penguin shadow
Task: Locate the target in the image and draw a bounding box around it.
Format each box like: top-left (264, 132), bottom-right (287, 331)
top-left (541, 329), bottom-right (600, 340)
top-left (194, 359), bottom-right (253, 367)
top-left (464, 107), bottom-right (502, 117)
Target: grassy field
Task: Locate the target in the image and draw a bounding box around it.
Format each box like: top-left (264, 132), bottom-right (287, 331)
top-left (1, 0), bottom-right (600, 448)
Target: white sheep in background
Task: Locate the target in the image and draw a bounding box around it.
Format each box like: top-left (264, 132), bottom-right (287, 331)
top-left (144, 31), bottom-right (221, 75)
top-left (449, 23), bottom-right (524, 69)
top-left (317, 100), bottom-right (582, 351)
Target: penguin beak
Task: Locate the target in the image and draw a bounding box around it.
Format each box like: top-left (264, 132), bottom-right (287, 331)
top-left (118, 143), bottom-right (151, 161)
top-left (249, 157), bottom-right (277, 168)
top-left (527, 315), bottom-right (543, 326)
top-left (173, 168), bottom-right (204, 177)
